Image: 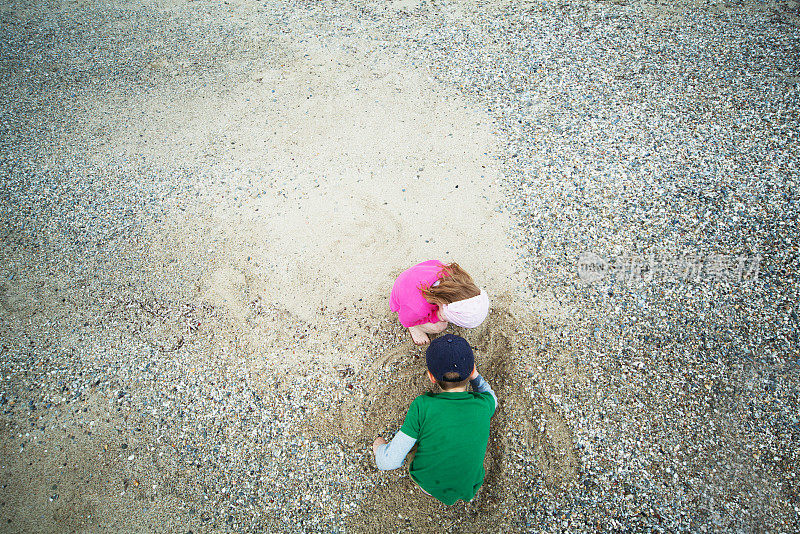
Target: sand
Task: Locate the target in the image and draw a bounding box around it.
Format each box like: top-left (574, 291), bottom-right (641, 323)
top-left (2, 0), bottom-right (798, 531)
top-left (1, 0), bottom-right (532, 531)
top-left (115, 6), bottom-right (522, 346)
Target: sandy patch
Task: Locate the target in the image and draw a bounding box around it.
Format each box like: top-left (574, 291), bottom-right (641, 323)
top-left (93, 25), bottom-right (521, 353)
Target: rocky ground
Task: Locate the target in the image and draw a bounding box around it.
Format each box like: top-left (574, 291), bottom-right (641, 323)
top-left (1, 0), bottom-right (798, 532)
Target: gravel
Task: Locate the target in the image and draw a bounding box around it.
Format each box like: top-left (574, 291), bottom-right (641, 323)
top-left (1, 0), bottom-right (798, 532)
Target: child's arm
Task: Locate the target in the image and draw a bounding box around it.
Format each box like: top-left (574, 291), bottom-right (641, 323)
top-left (372, 431), bottom-right (417, 470)
top-left (470, 373), bottom-right (498, 412)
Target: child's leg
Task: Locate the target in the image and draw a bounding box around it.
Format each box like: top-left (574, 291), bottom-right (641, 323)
top-left (407, 321), bottom-right (448, 345)
top-left (421, 321), bottom-right (449, 334)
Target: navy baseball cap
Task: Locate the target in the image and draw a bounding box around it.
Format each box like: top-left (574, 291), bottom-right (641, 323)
top-left (426, 334), bottom-right (474, 382)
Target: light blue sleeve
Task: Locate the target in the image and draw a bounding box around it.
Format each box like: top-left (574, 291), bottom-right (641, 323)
top-left (470, 374), bottom-right (498, 413)
top-left (374, 430), bottom-right (417, 470)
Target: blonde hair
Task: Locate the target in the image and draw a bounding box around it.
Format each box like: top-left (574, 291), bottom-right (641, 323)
top-left (419, 262), bottom-right (480, 306)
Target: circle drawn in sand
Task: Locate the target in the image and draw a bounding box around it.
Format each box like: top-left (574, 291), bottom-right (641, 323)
top-left (315, 305), bottom-right (581, 531)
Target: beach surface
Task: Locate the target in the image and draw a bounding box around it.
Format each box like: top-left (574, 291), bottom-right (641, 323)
top-left (1, 0), bottom-right (798, 532)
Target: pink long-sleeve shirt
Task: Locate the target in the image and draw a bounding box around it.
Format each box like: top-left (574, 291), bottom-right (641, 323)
top-left (389, 260), bottom-right (444, 327)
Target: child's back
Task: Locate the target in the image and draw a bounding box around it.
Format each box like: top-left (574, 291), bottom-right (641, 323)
top-left (401, 388), bottom-right (495, 504)
top-left (373, 334), bottom-right (497, 505)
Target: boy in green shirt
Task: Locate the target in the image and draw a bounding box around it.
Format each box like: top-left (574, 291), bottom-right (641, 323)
top-left (372, 334), bottom-right (498, 505)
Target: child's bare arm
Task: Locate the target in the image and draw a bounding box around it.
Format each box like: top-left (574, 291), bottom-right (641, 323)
top-left (373, 431), bottom-right (417, 470)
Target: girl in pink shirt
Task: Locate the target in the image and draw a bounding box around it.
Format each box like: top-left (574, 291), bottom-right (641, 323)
top-left (390, 260), bottom-right (490, 345)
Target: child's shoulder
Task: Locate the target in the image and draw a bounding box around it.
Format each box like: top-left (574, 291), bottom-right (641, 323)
top-left (416, 391), bottom-right (491, 405)
top-left (402, 259), bottom-right (443, 276)
top-left (407, 391), bottom-right (438, 409)
top-left (414, 391), bottom-right (437, 403)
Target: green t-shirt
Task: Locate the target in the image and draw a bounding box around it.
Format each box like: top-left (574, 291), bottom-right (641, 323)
top-left (399, 391), bottom-right (496, 505)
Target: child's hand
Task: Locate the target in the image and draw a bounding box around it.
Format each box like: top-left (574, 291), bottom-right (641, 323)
top-left (372, 436), bottom-right (388, 454)
top-left (469, 364), bottom-right (478, 380)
